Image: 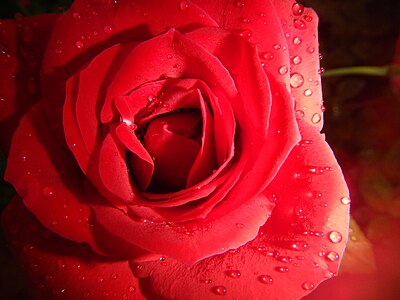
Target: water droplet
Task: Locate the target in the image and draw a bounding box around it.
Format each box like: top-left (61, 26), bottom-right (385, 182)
top-left (226, 270), bottom-right (241, 279)
top-left (235, 223), bottom-right (244, 228)
top-left (292, 55), bottom-right (302, 65)
top-left (326, 251), bottom-right (339, 262)
top-left (241, 17), bottom-right (250, 23)
top-left (279, 65), bottom-right (288, 75)
top-left (296, 109), bottom-right (305, 120)
top-left (302, 281), bottom-right (315, 290)
top-left (96, 276), bottom-right (104, 283)
top-left (79, 274), bottom-right (87, 280)
top-left (179, 1), bottom-right (189, 11)
top-left (307, 47), bottom-right (315, 54)
top-left (261, 52), bottom-right (274, 60)
top-left (212, 285), bottom-right (227, 296)
top-left (273, 44), bottom-right (281, 50)
top-left (293, 19), bottom-right (306, 30)
top-left (235, 1), bottom-right (245, 8)
top-left (290, 73), bottom-right (304, 88)
top-left (128, 285), bottom-right (135, 292)
top-left (303, 89), bottom-right (313, 96)
top-left (111, 273), bottom-right (118, 280)
top-left (72, 12), bottom-right (81, 20)
top-left (292, 3), bottom-right (304, 16)
top-left (258, 274), bottom-right (273, 284)
top-left (75, 40), bottom-right (85, 49)
top-left (239, 30), bottom-right (252, 39)
top-left (41, 186), bottom-right (55, 198)
top-left (329, 231), bottom-right (343, 243)
top-left (311, 113), bottom-right (321, 124)
top-left (147, 94), bottom-right (156, 102)
top-left (290, 241), bottom-right (309, 250)
top-left (103, 25), bottom-right (113, 34)
top-left (320, 105), bottom-right (326, 112)
top-left (303, 15), bottom-right (313, 22)
top-left (57, 259), bottom-right (66, 270)
top-left (275, 266), bottom-right (289, 273)
top-left (341, 197), bottom-right (351, 205)
top-left (52, 220), bottom-right (59, 226)
top-left (318, 67), bottom-right (325, 75)
top-left (83, 291), bottom-right (91, 298)
top-left (293, 37), bottom-right (302, 45)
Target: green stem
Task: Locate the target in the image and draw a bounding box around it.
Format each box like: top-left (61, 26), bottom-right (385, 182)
top-left (323, 66), bottom-right (390, 78)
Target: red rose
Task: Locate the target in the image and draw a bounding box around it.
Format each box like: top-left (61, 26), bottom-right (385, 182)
top-left (0, 1), bottom-right (349, 299)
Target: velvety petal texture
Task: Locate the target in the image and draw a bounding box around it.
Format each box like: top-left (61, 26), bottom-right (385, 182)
top-left (1, 0), bottom-right (349, 299)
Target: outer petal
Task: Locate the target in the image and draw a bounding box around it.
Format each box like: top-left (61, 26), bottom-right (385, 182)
top-left (0, 14), bottom-right (59, 154)
top-left (1, 198), bottom-right (143, 300)
top-left (129, 122), bottom-right (349, 299)
top-left (272, 0), bottom-right (324, 129)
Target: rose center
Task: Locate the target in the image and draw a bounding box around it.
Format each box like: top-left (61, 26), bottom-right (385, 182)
top-left (132, 109), bottom-right (203, 193)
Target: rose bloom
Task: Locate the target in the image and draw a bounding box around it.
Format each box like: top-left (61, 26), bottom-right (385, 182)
top-left (0, 1), bottom-right (349, 299)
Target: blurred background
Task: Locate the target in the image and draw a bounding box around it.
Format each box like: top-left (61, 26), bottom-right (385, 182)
top-left (1, 0), bottom-right (400, 299)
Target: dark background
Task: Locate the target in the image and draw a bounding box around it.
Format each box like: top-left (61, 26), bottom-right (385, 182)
top-left (1, 0), bottom-right (400, 298)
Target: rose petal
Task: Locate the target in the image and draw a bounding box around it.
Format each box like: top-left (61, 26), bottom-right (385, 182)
top-left (42, 0), bottom-right (219, 74)
top-left (128, 122), bottom-right (349, 300)
top-left (272, 0), bottom-right (324, 129)
top-left (1, 198), bottom-right (143, 300)
top-left (0, 14), bottom-right (59, 154)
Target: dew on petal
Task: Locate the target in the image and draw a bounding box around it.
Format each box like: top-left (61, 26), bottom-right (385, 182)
top-left (72, 12), bottom-right (81, 20)
top-left (279, 65), bottom-right (288, 75)
top-left (57, 259), bottom-right (66, 270)
top-left (226, 270), bottom-right (241, 279)
top-left (292, 3), bottom-right (304, 16)
top-left (329, 231), bottom-right (343, 243)
top-left (75, 40), bottom-right (85, 49)
top-left (240, 30), bottom-right (252, 39)
top-left (261, 52), bottom-right (274, 60)
top-left (304, 89), bottom-right (313, 96)
top-left (275, 266), bottom-right (289, 273)
top-left (296, 109), bottom-right (305, 120)
top-left (341, 197), bottom-right (351, 205)
top-left (290, 73), bottom-right (304, 88)
top-left (96, 276), bottom-right (104, 283)
top-left (304, 15), bottom-right (313, 22)
top-left (302, 282), bottom-right (315, 291)
top-left (212, 286), bottom-right (227, 296)
top-left (273, 44), bottom-right (281, 50)
top-left (258, 274), bottom-right (273, 284)
top-left (41, 186), bottom-right (55, 198)
top-left (292, 55), bottom-right (302, 65)
top-left (179, 1), bottom-right (189, 11)
top-left (235, 1), bottom-right (245, 8)
top-left (294, 19), bottom-right (306, 30)
top-left (128, 285), bottom-right (135, 292)
top-left (103, 25), bottom-right (113, 34)
top-left (326, 251), bottom-right (340, 262)
top-left (293, 37), bottom-right (302, 45)
top-left (311, 113), bottom-right (321, 124)
top-left (307, 47), bottom-right (315, 54)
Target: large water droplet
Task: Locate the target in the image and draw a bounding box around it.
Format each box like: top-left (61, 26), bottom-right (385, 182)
top-left (292, 55), bottom-right (302, 65)
top-left (226, 270), bottom-right (241, 279)
top-left (293, 37), bottom-right (302, 45)
top-left (304, 89), bottom-right (313, 96)
top-left (292, 3), bottom-right (304, 16)
top-left (279, 65), bottom-right (288, 75)
top-left (290, 73), bottom-right (304, 88)
top-left (341, 197), bottom-right (351, 205)
top-left (258, 274), bottom-right (273, 284)
top-left (212, 285), bottom-right (227, 296)
top-left (326, 251), bottom-right (339, 262)
top-left (329, 231), bottom-right (343, 243)
top-left (311, 113), bottom-right (321, 124)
